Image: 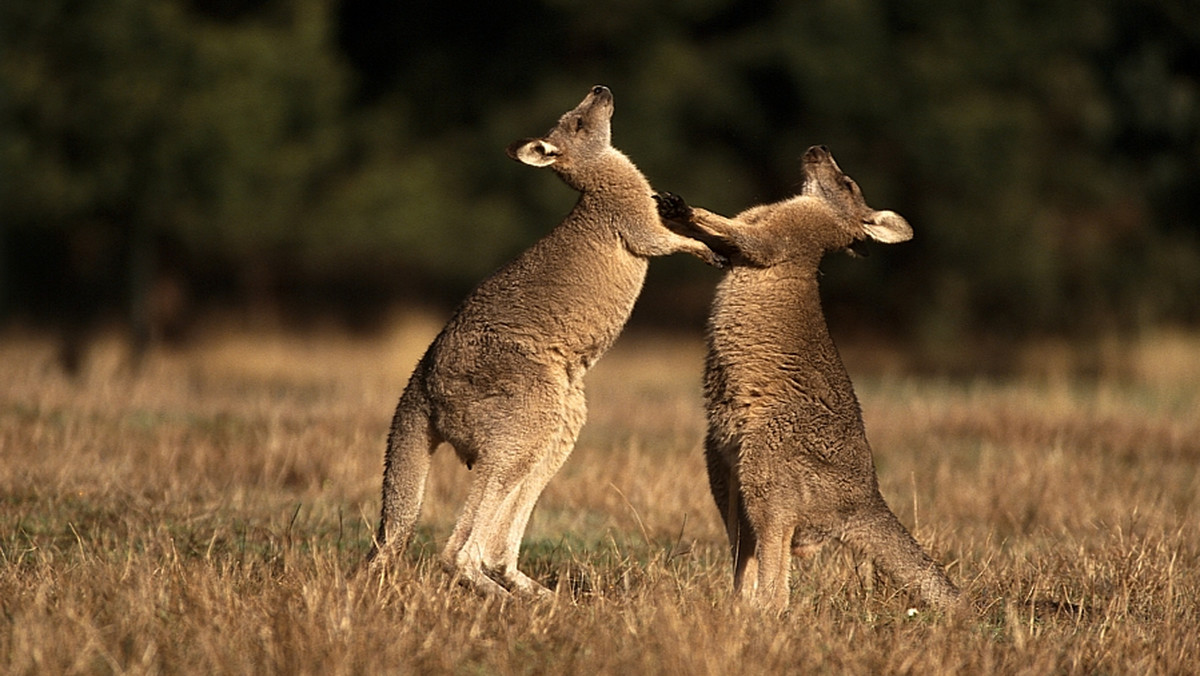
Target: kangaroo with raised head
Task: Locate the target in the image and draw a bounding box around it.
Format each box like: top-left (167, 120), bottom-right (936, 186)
top-left (366, 85), bottom-right (726, 597)
top-left (656, 145), bottom-right (960, 613)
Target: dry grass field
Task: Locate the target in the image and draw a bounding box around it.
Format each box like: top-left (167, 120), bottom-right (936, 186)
top-left (2, 316), bottom-right (1198, 674)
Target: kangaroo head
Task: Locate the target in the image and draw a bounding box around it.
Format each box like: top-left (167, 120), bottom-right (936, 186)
top-left (654, 146), bottom-right (911, 269)
top-left (799, 145), bottom-right (912, 255)
top-left (506, 85), bottom-right (617, 188)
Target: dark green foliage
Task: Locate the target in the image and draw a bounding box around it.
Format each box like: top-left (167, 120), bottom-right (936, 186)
top-left (2, 0), bottom-right (1197, 338)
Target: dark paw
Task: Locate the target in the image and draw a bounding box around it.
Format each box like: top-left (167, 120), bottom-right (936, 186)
top-left (653, 191), bottom-right (692, 221)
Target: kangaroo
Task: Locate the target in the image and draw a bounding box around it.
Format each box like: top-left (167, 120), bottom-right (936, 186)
top-left (366, 85), bottom-right (726, 597)
top-left (656, 145), bottom-right (961, 613)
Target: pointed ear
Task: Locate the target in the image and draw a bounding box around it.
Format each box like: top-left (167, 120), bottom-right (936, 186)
top-left (862, 210), bottom-right (913, 243)
top-left (506, 138), bottom-right (561, 167)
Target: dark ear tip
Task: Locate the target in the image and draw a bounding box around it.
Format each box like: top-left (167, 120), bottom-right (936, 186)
top-left (505, 138), bottom-right (531, 160)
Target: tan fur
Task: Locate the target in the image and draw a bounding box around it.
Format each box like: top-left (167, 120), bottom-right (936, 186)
top-left (657, 145), bottom-right (961, 613)
top-left (365, 86), bottom-right (725, 597)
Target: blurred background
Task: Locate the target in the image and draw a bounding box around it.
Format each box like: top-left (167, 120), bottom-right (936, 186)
top-left (2, 0), bottom-right (1198, 372)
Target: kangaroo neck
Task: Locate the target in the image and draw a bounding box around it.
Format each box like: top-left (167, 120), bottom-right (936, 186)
top-left (785, 271), bottom-right (837, 353)
top-left (713, 263), bottom-right (852, 387)
top-left (737, 265), bottom-right (832, 339)
top-left (560, 150), bottom-right (650, 206)
top-left (576, 177), bottom-right (649, 207)
top-left (561, 181), bottom-right (653, 240)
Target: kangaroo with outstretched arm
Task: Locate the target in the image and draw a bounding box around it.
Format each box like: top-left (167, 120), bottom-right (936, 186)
top-left (656, 145), bottom-right (960, 613)
top-left (366, 86), bottom-right (726, 597)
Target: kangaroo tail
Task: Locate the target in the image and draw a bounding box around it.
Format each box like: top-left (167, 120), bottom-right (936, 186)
top-left (840, 501), bottom-right (961, 611)
top-left (366, 380), bottom-right (439, 570)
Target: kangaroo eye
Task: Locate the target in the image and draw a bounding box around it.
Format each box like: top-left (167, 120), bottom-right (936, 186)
top-left (574, 118), bottom-right (585, 132)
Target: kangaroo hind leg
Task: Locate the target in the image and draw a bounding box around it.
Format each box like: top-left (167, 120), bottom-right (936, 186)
top-left (488, 384), bottom-right (587, 596)
top-left (745, 504), bottom-right (792, 613)
top-left (439, 382), bottom-right (565, 597)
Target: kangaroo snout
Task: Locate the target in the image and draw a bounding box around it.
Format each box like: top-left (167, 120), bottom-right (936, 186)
top-left (803, 145), bottom-right (831, 162)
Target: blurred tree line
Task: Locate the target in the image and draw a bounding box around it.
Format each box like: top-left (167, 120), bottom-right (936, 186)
top-left (2, 0), bottom-right (1198, 354)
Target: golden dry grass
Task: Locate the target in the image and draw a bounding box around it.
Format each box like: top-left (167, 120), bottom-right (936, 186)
top-left (2, 319), bottom-right (1198, 674)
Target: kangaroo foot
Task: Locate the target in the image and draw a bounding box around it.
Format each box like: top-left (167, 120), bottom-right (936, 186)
top-left (502, 569), bottom-right (553, 599)
top-left (443, 559), bottom-right (511, 598)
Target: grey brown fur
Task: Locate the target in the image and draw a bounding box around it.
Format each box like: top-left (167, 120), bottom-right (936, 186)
top-left (366, 86), bottom-right (725, 597)
top-left (657, 145), bottom-right (960, 613)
